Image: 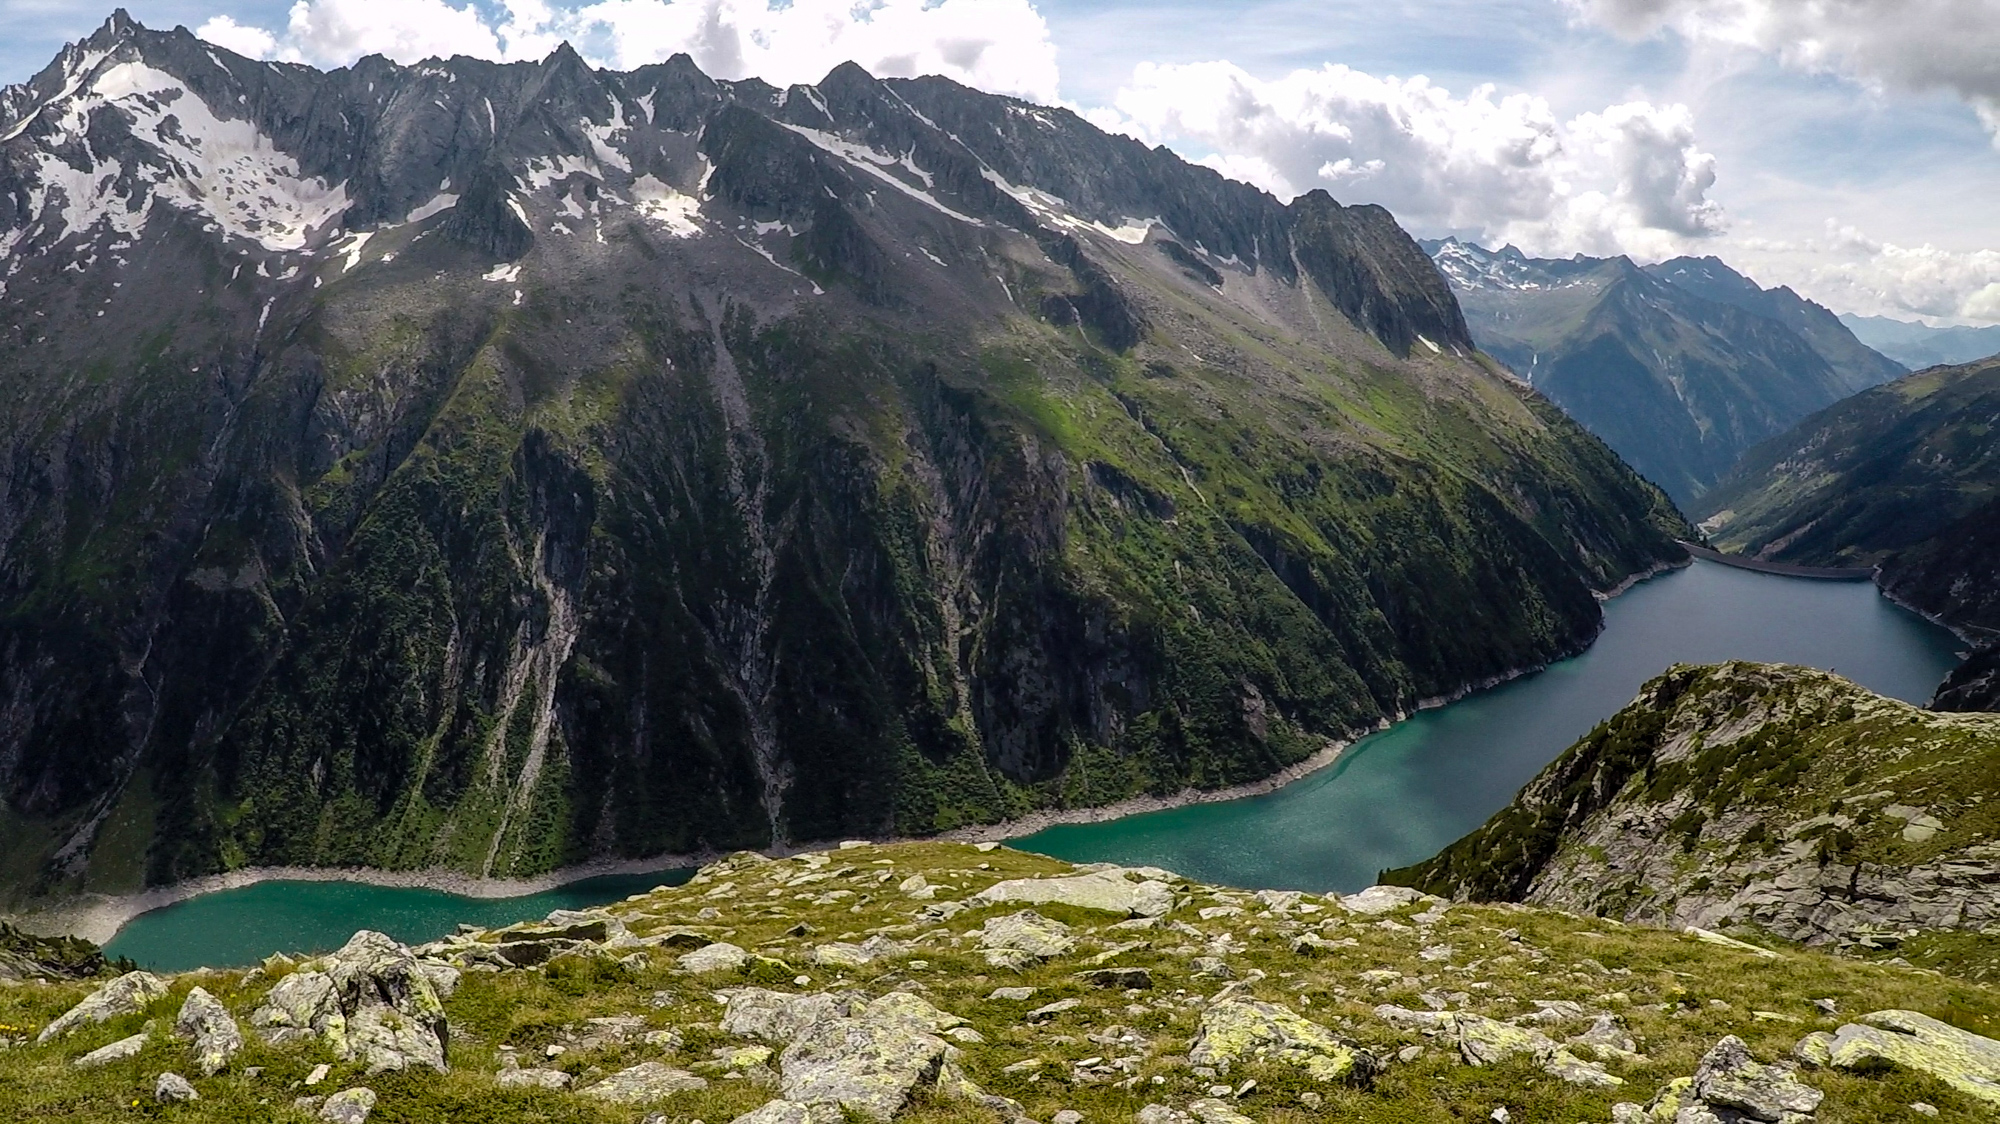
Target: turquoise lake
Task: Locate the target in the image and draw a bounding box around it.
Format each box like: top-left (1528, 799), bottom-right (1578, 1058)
top-left (103, 558), bottom-right (1961, 971)
top-left (1015, 559), bottom-right (1963, 891)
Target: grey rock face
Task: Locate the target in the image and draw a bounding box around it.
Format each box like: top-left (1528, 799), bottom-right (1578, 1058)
top-left (678, 943), bottom-right (751, 974)
top-left (977, 911), bottom-right (1076, 963)
top-left (36, 972), bottom-right (168, 1043)
top-left (777, 995), bottom-right (960, 1121)
top-left (973, 871), bottom-right (1174, 917)
top-left (722, 988), bottom-right (858, 1042)
top-left (1807, 1009), bottom-right (2000, 1107)
top-left (173, 986), bottom-right (243, 1076)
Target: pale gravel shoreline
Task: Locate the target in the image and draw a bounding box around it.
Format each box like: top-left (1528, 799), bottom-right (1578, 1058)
top-left (22, 555), bottom-right (1694, 948)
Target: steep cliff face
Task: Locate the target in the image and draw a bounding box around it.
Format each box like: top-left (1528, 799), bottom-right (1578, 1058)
top-left (1428, 241), bottom-right (1898, 506)
top-left (1386, 662), bottom-right (2000, 945)
top-left (1698, 357), bottom-right (2000, 709)
top-left (0, 15), bottom-right (1687, 903)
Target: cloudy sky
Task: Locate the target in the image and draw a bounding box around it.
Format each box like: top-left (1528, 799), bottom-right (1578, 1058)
top-left (3, 0), bottom-right (1997, 323)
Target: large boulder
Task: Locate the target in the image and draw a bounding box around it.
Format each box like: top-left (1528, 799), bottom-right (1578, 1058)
top-left (974, 871), bottom-right (1174, 917)
top-left (678, 942), bottom-right (751, 974)
top-left (1801, 1010), bottom-right (2000, 1107)
top-left (976, 911), bottom-right (1075, 968)
top-left (778, 994), bottom-right (961, 1120)
top-left (722, 989), bottom-right (860, 1042)
top-left (1338, 886), bottom-right (1427, 916)
top-left (36, 971), bottom-right (168, 1043)
top-left (1691, 1035), bottom-right (1821, 1121)
top-left (729, 1100), bottom-right (845, 1124)
top-left (174, 986), bottom-right (243, 1076)
top-left (319, 1087), bottom-right (378, 1124)
top-left (1188, 997), bottom-right (1377, 1083)
top-left (73, 1032), bottom-right (149, 1068)
top-left (249, 930), bottom-right (449, 1074)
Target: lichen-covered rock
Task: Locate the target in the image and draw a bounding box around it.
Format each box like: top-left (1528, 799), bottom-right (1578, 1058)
top-left (581, 1061), bottom-right (709, 1103)
top-left (496, 1066), bottom-right (572, 1089)
top-left (249, 931), bottom-right (447, 1073)
top-left (729, 1099), bottom-right (845, 1124)
top-left (319, 1086), bottom-right (378, 1124)
top-left (36, 971), bottom-right (168, 1043)
top-left (1689, 1035), bottom-right (1821, 1121)
top-left (1812, 1010), bottom-right (2000, 1106)
top-left (1188, 1098), bottom-right (1256, 1124)
top-left (974, 871), bottom-right (1175, 917)
top-left (810, 937), bottom-right (907, 969)
top-left (174, 986), bottom-right (243, 1076)
top-left (1188, 997), bottom-right (1376, 1083)
top-left (1455, 1013), bottom-right (1557, 1067)
top-left (778, 995), bottom-right (956, 1120)
top-left (251, 970), bottom-right (344, 1049)
top-left (73, 1032), bottom-right (148, 1068)
top-left (977, 911), bottom-right (1076, 962)
top-left (678, 942), bottom-right (751, 974)
top-left (154, 1071), bottom-right (198, 1103)
top-left (1543, 1047), bottom-right (1623, 1088)
top-left (722, 989), bottom-right (858, 1042)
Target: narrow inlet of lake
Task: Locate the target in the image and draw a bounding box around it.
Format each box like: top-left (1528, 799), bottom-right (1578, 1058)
top-left (1014, 559), bottom-right (1963, 893)
top-left (104, 868), bottom-right (694, 974)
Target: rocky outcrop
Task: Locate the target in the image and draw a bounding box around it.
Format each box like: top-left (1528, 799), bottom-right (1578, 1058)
top-left (249, 930), bottom-right (450, 1073)
top-left (1388, 662), bottom-right (2000, 946)
top-left (1187, 997), bottom-right (1377, 1083)
top-left (0, 922), bottom-right (114, 980)
top-left (1616, 1036), bottom-right (1822, 1123)
top-left (973, 869), bottom-right (1176, 917)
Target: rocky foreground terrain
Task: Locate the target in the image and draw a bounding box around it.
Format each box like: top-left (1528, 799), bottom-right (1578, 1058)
top-left (5, 840), bottom-right (2000, 1121)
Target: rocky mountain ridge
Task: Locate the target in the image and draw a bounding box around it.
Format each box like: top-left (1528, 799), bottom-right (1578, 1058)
top-left (1425, 240), bottom-right (1901, 505)
top-left (0, 14), bottom-right (1686, 905)
top-left (5, 840), bottom-right (2000, 1121)
top-left (1388, 662), bottom-right (2000, 950)
top-left (1842, 315), bottom-right (2000, 372)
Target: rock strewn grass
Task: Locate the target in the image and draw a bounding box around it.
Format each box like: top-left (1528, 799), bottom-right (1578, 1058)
top-left (2, 841), bottom-right (1998, 1121)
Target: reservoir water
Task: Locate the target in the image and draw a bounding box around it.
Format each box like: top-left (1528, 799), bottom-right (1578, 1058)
top-left (103, 559), bottom-right (1960, 970)
top-left (1015, 559), bottom-right (1962, 891)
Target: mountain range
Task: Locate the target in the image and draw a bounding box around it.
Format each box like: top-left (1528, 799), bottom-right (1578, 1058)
top-left (1842, 314), bottom-right (2000, 370)
top-left (1426, 240), bottom-right (1904, 506)
top-left (0, 14), bottom-right (1687, 904)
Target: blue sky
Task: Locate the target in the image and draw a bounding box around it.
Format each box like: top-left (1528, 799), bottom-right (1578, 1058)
top-left (4, 0), bottom-right (1998, 322)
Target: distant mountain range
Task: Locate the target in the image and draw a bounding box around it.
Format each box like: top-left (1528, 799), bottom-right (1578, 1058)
top-left (1699, 354), bottom-right (2000, 710)
top-left (1841, 314), bottom-right (2000, 370)
top-left (1426, 240), bottom-right (1904, 506)
top-left (0, 14), bottom-right (1687, 902)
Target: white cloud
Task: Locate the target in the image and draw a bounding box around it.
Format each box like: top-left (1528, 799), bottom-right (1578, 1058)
top-left (1729, 220), bottom-right (2000, 323)
top-left (199, 0), bottom-right (1060, 102)
top-left (193, 16), bottom-right (279, 59)
top-left (1100, 60), bottom-right (1723, 259)
top-left (1568, 0), bottom-right (2000, 142)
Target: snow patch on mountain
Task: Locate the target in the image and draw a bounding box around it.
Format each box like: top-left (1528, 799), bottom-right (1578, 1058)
top-left (10, 60), bottom-right (350, 254)
top-left (628, 175), bottom-right (701, 237)
top-left (777, 124), bottom-right (982, 225)
top-left (403, 191), bottom-right (459, 225)
top-left (980, 170), bottom-right (1157, 245)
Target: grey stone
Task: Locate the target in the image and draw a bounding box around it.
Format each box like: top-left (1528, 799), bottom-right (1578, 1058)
top-left (1077, 967), bottom-right (1152, 989)
top-left (37, 972), bottom-right (168, 1043)
top-left (250, 931), bottom-right (449, 1074)
top-left (496, 1067), bottom-right (572, 1090)
top-left (1814, 1009), bottom-right (2000, 1106)
top-left (722, 989), bottom-right (858, 1042)
top-left (975, 871), bottom-right (1174, 917)
top-left (778, 995), bottom-right (955, 1121)
top-left (319, 1087), bottom-right (379, 1124)
top-left (678, 942), bottom-right (751, 974)
top-left (977, 911), bottom-right (1076, 960)
top-left (73, 1032), bottom-right (148, 1068)
top-left (1190, 997), bottom-right (1375, 1082)
top-left (581, 1061), bottom-right (710, 1103)
top-left (174, 986), bottom-right (243, 1076)
top-left (1338, 886), bottom-right (1426, 915)
top-left (987, 987), bottom-right (1037, 1001)
top-left (728, 1099), bottom-right (845, 1124)
top-left (1692, 1035), bottom-right (1823, 1121)
top-left (154, 1071), bottom-right (198, 1103)
top-left (1028, 998), bottom-right (1082, 1021)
